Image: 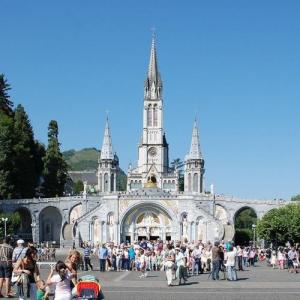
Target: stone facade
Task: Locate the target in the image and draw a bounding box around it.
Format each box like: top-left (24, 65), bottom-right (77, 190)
top-left (0, 36), bottom-right (288, 246)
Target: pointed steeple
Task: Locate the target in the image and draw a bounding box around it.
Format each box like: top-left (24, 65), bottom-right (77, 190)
top-left (188, 119), bottom-right (202, 159)
top-left (144, 35), bottom-right (162, 100)
top-left (100, 117), bottom-right (114, 160)
top-left (148, 36), bottom-right (159, 83)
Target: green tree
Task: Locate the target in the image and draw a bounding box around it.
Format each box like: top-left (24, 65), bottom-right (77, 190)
top-left (0, 212), bottom-right (21, 238)
top-left (43, 120), bottom-right (68, 197)
top-left (117, 169), bottom-right (127, 191)
top-left (234, 208), bottom-right (257, 245)
top-left (74, 180), bottom-right (84, 195)
top-left (170, 158), bottom-right (184, 191)
top-left (0, 74), bottom-right (13, 117)
top-left (291, 194), bottom-right (300, 201)
top-left (33, 141), bottom-right (46, 192)
top-left (0, 75), bottom-right (15, 199)
top-left (235, 209), bottom-right (257, 229)
top-left (0, 113), bottom-right (15, 199)
top-left (12, 105), bottom-right (37, 198)
top-left (257, 203), bottom-right (300, 245)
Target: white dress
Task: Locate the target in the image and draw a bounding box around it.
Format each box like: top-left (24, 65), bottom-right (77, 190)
top-left (164, 260), bottom-right (175, 286)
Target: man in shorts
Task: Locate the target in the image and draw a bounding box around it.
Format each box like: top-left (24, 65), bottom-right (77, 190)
top-left (0, 236), bottom-right (14, 297)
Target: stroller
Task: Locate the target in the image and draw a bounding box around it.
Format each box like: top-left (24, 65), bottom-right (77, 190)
top-left (75, 275), bottom-right (104, 300)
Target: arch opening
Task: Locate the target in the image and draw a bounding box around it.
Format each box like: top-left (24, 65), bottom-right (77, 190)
top-left (120, 203), bottom-right (174, 243)
top-left (39, 206), bottom-right (62, 246)
top-left (234, 207), bottom-right (257, 246)
top-left (14, 207), bottom-right (32, 241)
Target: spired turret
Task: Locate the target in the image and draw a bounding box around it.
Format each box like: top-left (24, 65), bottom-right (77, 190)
top-left (97, 117), bottom-right (119, 193)
top-left (184, 119), bottom-right (205, 193)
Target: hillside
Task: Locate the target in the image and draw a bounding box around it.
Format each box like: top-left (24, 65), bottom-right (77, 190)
top-left (63, 148), bottom-right (99, 171)
top-left (63, 148), bottom-right (127, 190)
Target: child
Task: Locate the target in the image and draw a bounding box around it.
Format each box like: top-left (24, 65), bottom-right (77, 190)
top-left (47, 261), bottom-right (74, 300)
top-left (36, 280), bottom-right (49, 300)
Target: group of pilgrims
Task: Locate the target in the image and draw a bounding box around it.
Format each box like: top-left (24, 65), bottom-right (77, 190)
top-left (1, 235), bottom-right (300, 300)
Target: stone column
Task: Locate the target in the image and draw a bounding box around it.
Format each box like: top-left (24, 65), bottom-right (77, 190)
top-left (130, 224), bottom-right (135, 243)
top-left (195, 222), bottom-right (199, 242)
top-left (113, 222), bottom-right (118, 244)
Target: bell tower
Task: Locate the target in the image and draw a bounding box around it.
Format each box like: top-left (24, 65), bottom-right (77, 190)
top-left (137, 36), bottom-right (169, 187)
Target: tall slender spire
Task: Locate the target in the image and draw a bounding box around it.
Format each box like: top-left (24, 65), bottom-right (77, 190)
top-left (100, 117), bottom-right (114, 160)
top-left (144, 35), bottom-right (162, 100)
top-left (188, 119), bottom-right (202, 159)
top-left (148, 36), bottom-right (159, 83)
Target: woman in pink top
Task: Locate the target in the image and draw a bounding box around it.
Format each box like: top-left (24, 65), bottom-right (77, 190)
top-left (47, 261), bottom-right (74, 300)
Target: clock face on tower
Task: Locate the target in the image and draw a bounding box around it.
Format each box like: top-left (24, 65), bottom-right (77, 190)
top-left (148, 147), bottom-right (157, 157)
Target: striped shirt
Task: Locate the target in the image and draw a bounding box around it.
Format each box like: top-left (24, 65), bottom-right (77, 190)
top-left (83, 247), bottom-right (91, 257)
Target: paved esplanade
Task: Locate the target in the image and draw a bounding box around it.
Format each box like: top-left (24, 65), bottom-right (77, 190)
top-left (33, 253), bottom-right (300, 300)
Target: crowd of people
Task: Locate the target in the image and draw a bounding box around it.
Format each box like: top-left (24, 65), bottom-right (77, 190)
top-left (80, 238), bottom-right (300, 284)
top-left (0, 236), bottom-right (300, 300)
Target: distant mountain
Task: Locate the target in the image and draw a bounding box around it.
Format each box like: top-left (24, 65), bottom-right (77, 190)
top-left (63, 148), bottom-right (127, 190)
top-left (63, 148), bottom-right (100, 171)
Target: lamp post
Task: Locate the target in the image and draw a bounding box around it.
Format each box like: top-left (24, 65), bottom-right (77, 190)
top-left (1, 217), bottom-right (8, 237)
top-left (252, 224), bottom-right (257, 247)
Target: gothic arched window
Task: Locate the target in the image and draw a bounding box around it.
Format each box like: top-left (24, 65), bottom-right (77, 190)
top-left (188, 173), bottom-right (192, 192)
top-left (193, 173), bottom-right (199, 192)
top-left (153, 104), bottom-right (158, 126)
top-left (104, 173), bottom-right (108, 192)
top-left (98, 174), bottom-right (102, 192)
top-left (147, 105), bottom-right (152, 126)
top-left (110, 173), bottom-right (114, 191)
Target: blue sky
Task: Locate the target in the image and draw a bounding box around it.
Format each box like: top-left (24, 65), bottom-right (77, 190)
top-left (1, 0), bottom-right (299, 200)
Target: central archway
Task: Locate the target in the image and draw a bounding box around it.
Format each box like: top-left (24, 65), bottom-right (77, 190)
top-left (120, 202), bottom-right (175, 243)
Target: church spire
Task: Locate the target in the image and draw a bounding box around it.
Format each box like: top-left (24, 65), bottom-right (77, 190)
top-left (188, 119), bottom-right (202, 159)
top-left (144, 35), bottom-right (162, 100)
top-left (100, 117), bottom-right (114, 160)
top-left (148, 35), bottom-right (159, 83)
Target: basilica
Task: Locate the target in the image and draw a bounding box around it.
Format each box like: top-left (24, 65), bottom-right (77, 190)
top-left (1, 37), bottom-right (284, 247)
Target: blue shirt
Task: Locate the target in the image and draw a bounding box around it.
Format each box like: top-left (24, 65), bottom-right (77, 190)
top-left (128, 248), bottom-right (135, 260)
top-left (99, 247), bottom-right (108, 259)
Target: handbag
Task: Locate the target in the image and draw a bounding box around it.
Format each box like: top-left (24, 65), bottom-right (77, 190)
top-left (11, 254), bottom-right (25, 286)
top-left (11, 273), bottom-right (21, 284)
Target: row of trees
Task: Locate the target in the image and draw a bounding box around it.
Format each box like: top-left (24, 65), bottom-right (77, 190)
top-left (257, 201), bottom-right (300, 246)
top-left (0, 74), bottom-right (68, 199)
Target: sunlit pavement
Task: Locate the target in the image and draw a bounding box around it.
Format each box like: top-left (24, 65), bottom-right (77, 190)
top-left (12, 252), bottom-right (300, 300)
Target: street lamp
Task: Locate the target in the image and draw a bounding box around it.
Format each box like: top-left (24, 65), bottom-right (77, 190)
top-left (252, 224), bottom-right (257, 247)
top-left (1, 217), bottom-right (8, 237)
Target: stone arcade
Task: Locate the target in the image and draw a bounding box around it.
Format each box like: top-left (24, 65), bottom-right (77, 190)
top-left (1, 37), bottom-right (286, 246)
